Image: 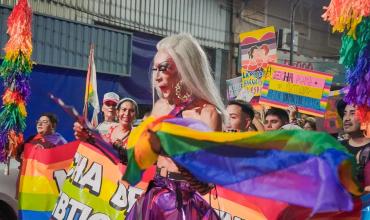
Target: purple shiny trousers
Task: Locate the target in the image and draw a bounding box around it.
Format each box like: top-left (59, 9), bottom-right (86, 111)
top-left (126, 175), bottom-right (220, 220)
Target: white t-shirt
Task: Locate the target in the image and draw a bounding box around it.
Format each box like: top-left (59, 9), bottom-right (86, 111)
top-left (96, 121), bottom-right (119, 136)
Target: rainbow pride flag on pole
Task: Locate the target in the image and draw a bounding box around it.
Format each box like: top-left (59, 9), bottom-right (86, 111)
top-left (83, 45), bottom-right (99, 127)
top-left (18, 141), bottom-right (79, 219)
top-left (124, 116), bottom-right (362, 215)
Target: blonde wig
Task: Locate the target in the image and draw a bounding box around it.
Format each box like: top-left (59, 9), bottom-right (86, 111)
top-left (153, 33), bottom-right (227, 122)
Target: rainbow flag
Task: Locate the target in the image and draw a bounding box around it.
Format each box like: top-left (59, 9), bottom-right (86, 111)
top-left (18, 141), bottom-right (79, 219)
top-left (51, 141), bottom-right (128, 219)
top-left (51, 141), bottom-right (283, 220)
top-left (83, 45), bottom-right (99, 127)
top-left (17, 137), bottom-right (360, 219)
top-left (124, 116), bottom-right (362, 214)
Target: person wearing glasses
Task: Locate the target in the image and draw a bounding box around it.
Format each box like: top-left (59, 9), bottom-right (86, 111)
top-left (96, 92), bottom-right (120, 135)
top-left (126, 33), bottom-right (224, 219)
top-left (31, 112), bottom-right (67, 148)
top-left (16, 112), bottom-right (67, 160)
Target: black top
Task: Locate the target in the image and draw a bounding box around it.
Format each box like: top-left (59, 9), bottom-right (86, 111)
top-left (340, 140), bottom-right (370, 160)
top-left (341, 140), bottom-right (370, 182)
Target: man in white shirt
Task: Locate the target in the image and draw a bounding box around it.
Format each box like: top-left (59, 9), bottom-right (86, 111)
top-left (96, 92), bottom-right (119, 135)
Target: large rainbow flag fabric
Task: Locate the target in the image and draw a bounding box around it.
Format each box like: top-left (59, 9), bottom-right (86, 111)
top-left (17, 134), bottom-right (363, 219)
top-left (18, 141), bottom-right (79, 219)
top-left (18, 138), bottom-right (283, 220)
top-left (124, 116), bottom-right (362, 215)
top-left (50, 141), bottom-right (278, 220)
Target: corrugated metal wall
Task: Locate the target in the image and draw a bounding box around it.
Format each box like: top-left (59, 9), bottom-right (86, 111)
top-left (0, 6), bottom-right (132, 76)
top-left (0, 0), bottom-right (232, 49)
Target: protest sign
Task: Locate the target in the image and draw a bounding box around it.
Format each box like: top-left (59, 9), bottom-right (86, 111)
top-left (240, 26), bottom-right (277, 98)
top-left (316, 94), bottom-right (343, 133)
top-left (260, 63), bottom-right (333, 117)
top-left (315, 88), bottom-right (348, 133)
top-left (226, 76), bottom-right (242, 100)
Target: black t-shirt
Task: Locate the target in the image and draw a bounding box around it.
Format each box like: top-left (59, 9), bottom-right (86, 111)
top-left (340, 140), bottom-right (370, 161)
top-left (341, 140), bottom-right (370, 183)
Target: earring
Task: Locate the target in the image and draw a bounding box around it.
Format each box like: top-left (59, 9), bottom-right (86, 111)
top-left (175, 81), bottom-right (192, 102)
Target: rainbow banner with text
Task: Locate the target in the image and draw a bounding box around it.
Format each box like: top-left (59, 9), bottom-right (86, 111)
top-left (18, 141), bottom-right (80, 219)
top-left (18, 139), bottom-right (361, 220)
top-left (260, 63), bottom-right (333, 117)
top-left (51, 142), bottom-right (282, 220)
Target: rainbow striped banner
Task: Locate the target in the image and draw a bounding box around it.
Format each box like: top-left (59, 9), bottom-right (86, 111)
top-left (51, 141), bottom-right (131, 219)
top-left (260, 63), bottom-right (333, 117)
top-left (51, 141), bottom-right (286, 220)
top-left (18, 141), bottom-right (80, 219)
top-left (18, 136), bottom-right (362, 219)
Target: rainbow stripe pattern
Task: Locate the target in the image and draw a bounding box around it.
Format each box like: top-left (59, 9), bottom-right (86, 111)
top-left (0, 0), bottom-right (33, 161)
top-left (323, 1), bottom-right (370, 126)
top-left (18, 141), bottom-right (79, 219)
top-left (260, 63), bottom-right (333, 117)
top-left (124, 116), bottom-right (361, 214)
top-left (54, 142), bottom-right (128, 219)
top-left (322, 0), bottom-right (369, 38)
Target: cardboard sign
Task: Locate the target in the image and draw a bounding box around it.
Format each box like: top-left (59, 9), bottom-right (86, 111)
top-left (226, 76), bottom-right (242, 100)
top-left (260, 63), bottom-right (333, 117)
top-left (240, 26), bottom-right (277, 98)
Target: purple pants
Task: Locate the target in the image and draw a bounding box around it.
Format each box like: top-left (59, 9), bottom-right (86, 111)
top-left (126, 175), bottom-right (220, 220)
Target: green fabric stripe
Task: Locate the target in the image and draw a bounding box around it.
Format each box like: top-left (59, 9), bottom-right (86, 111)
top-left (123, 148), bottom-right (143, 184)
top-left (61, 181), bottom-right (125, 219)
top-left (156, 129), bottom-right (350, 157)
top-left (18, 193), bottom-right (58, 211)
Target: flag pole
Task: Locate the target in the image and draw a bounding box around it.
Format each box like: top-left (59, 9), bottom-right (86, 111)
top-left (83, 44), bottom-right (94, 119)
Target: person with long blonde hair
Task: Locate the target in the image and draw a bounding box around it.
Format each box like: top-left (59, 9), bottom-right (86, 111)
top-left (126, 33), bottom-right (224, 219)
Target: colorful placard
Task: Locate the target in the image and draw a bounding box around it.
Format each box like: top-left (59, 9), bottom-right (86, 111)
top-left (316, 93), bottom-right (344, 133)
top-left (260, 63), bottom-right (333, 117)
top-left (240, 26), bottom-right (277, 98)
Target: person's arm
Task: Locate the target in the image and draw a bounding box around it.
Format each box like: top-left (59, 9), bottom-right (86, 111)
top-left (73, 122), bottom-right (90, 141)
top-left (287, 105), bottom-right (298, 125)
top-left (200, 104), bottom-right (222, 131)
top-left (252, 118), bottom-right (265, 131)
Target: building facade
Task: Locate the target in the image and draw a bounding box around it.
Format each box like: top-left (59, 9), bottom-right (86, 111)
top-left (0, 0), bottom-right (233, 140)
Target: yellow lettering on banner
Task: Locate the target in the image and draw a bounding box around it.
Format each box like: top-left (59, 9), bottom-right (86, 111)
top-left (268, 79), bottom-right (323, 99)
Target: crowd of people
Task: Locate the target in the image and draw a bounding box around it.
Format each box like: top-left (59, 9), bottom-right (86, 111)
top-left (17, 33), bottom-right (370, 219)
